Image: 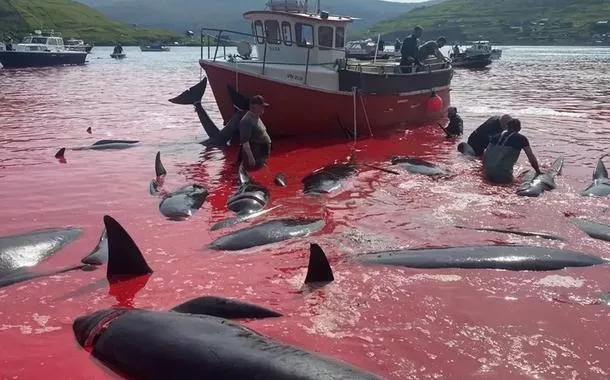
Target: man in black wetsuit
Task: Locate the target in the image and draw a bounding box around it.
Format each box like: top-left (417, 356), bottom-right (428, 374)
top-left (400, 26), bottom-right (422, 73)
top-left (462, 114), bottom-right (513, 157)
top-left (483, 119), bottom-right (541, 183)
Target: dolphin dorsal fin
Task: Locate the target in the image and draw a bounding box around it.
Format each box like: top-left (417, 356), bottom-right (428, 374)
top-left (305, 244), bottom-right (334, 284)
top-left (103, 215), bottom-right (153, 280)
top-left (155, 151), bottom-right (167, 177)
top-left (238, 163), bottom-right (250, 185)
top-left (55, 148), bottom-right (66, 159)
top-left (550, 156), bottom-right (564, 176)
top-left (594, 159), bottom-right (608, 180)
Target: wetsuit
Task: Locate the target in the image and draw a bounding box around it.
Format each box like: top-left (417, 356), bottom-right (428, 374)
top-left (445, 114), bottom-right (463, 137)
top-left (238, 112), bottom-right (271, 169)
top-left (483, 131), bottom-right (530, 183)
top-left (466, 116), bottom-right (503, 156)
top-left (400, 34), bottom-right (419, 73)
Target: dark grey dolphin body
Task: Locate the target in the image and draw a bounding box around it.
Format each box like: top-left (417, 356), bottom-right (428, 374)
top-left (227, 164), bottom-right (269, 215)
top-left (169, 77), bottom-right (244, 147)
top-left (517, 156), bottom-right (563, 197)
top-left (302, 162), bottom-right (358, 195)
top-left (210, 218), bottom-right (325, 251)
top-left (391, 156), bottom-right (445, 176)
top-left (55, 140), bottom-right (140, 159)
top-left (580, 159), bottom-right (610, 197)
top-left (158, 185), bottom-right (208, 220)
top-left (211, 206), bottom-right (280, 231)
top-left (571, 218), bottom-right (610, 243)
top-left (358, 245), bottom-right (606, 271)
top-left (455, 226), bottom-right (564, 241)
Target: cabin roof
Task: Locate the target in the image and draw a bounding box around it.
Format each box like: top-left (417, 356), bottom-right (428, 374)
top-left (243, 10), bottom-right (352, 24)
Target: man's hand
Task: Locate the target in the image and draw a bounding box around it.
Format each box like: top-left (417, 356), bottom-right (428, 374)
top-left (247, 154), bottom-right (256, 167)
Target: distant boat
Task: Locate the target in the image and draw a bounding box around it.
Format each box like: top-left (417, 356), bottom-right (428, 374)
top-left (110, 53), bottom-right (126, 59)
top-left (490, 49), bottom-right (502, 60)
top-left (450, 41), bottom-right (495, 69)
top-left (64, 38), bottom-right (93, 53)
top-left (0, 30), bottom-right (87, 68)
top-left (140, 42), bottom-right (170, 52)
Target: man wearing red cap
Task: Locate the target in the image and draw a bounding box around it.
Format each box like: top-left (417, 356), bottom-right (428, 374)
top-left (239, 95), bottom-right (272, 169)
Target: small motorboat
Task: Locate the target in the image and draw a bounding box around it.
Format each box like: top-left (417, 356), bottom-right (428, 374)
top-left (140, 42), bottom-right (170, 52)
top-left (490, 49), bottom-right (502, 60)
top-left (450, 41), bottom-right (495, 69)
top-left (110, 53), bottom-right (126, 59)
top-left (64, 38), bottom-right (93, 53)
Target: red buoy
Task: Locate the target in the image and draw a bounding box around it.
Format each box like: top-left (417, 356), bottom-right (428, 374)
top-left (426, 94), bottom-right (443, 113)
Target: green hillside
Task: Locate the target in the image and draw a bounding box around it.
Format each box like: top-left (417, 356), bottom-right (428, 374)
top-left (371, 0), bottom-right (610, 45)
top-left (0, 0), bottom-right (181, 44)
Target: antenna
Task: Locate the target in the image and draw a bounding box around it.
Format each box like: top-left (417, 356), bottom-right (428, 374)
top-left (304, 0), bottom-right (308, 13)
top-left (316, 0), bottom-right (320, 13)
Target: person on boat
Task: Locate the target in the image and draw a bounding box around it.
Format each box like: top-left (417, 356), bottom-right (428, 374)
top-left (394, 38), bottom-right (401, 52)
top-left (463, 114), bottom-right (513, 157)
top-left (443, 107), bottom-right (463, 137)
top-left (400, 26), bottom-right (423, 73)
top-left (418, 37), bottom-right (449, 63)
top-left (482, 118), bottom-right (541, 183)
top-left (452, 44), bottom-right (460, 58)
top-left (238, 95), bottom-right (272, 169)
top-left (378, 39), bottom-right (385, 52)
top-left (113, 43), bottom-right (123, 55)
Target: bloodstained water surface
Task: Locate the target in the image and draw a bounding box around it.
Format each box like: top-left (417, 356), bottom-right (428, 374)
top-left (0, 46), bottom-right (609, 379)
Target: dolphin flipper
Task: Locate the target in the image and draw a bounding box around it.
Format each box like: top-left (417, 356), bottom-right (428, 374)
top-left (550, 156), bottom-right (564, 176)
top-left (169, 77), bottom-right (208, 105)
top-left (594, 159), bottom-right (608, 180)
top-left (81, 228), bottom-right (108, 266)
top-left (103, 215), bottom-right (153, 280)
top-left (238, 162), bottom-right (250, 185)
top-left (171, 296), bottom-right (281, 319)
top-left (305, 244), bottom-right (335, 284)
top-left (155, 151), bottom-right (167, 177)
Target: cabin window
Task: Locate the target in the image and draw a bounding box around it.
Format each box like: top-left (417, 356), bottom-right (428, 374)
top-left (253, 21), bottom-right (265, 44)
top-left (31, 37), bottom-right (47, 44)
top-left (281, 22), bottom-right (292, 46)
top-left (335, 27), bottom-right (345, 48)
top-left (295, 23), bottom-right (314, 47)
top-left (318, 26), bottom-right (333, 49)
top-left (47, 38), bottom-right (57, 46)
top-left (265, 20), bottom-right (281, 44)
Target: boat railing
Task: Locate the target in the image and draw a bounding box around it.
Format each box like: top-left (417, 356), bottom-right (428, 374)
top-left (199, 27), bottom-right (451, 83)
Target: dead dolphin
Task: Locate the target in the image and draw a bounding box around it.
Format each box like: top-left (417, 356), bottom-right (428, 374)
top-left (210, 206), bottom-right (280, 232)
top-left (55, 140), bottom-right (140, 158)
top-left (580, 159), bottom-right (610, 197)
top-left (209, 218), bottom-right (325, 251)
top-left (357, 244), bottom-right (606, 271)
top-left (302, 162), bottom-right (358, 195)
top-left (516, 156), bottom-right (563, 197)
top-left (71, 240), bottom-right (377, 380)
top-left (455, 226), bottom-right (565, 241)
top-left (227, 164), bottom-right (269, 215)
top-left (390, 156), bottom-right (445, 176)
top-left (170, 77), bottom-right (243, 147)
top-left (571, 218), bottom-right (610, 243)
top-left (158, 184), bottom-right (209, 220)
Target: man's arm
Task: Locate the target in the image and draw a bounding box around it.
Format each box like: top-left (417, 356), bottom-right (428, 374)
top-left (242, 142), bottom-right (256, 166)
top-left (435, 49), bottom-right (449, 62)
top-left (523, 146), bottom-right (541, 174)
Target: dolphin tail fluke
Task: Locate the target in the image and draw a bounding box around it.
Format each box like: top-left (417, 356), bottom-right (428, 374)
top-left (171, 296), bottom-right (282, 319)
top-left (169, 77), bottom-right (208, 105)
top-left (55, 148), bottom-right (66, 159)
top-left (81, 228), bottom-right (108, 266)
top-left (305, 244), bottom-right (335, 284)
top-left (155, 151), bottom-right (167, 177)
top-left (594, 159), bottom-right (608, 180)
top-left (227, 85), bottom-right (250, 111)
top-left (550, 156), bottom-right (564, 176)
top-left (103, 215), bottom-right (153, 280)
top-left (238, 162), bottom-right (250, 185)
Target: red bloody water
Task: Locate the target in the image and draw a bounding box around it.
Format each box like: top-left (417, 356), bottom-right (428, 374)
top-left (0, 46), bottom-right (609, 379)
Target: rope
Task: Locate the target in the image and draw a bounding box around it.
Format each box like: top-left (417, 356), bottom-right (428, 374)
top-left (359, 93), bottom-right (373, 137)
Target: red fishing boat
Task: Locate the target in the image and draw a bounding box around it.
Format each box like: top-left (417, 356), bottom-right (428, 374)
top-left (199, 0), bottom-right (453, 138)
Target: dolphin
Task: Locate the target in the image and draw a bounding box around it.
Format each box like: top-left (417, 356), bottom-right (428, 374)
top-left (274, 172), bottom-right (288, 187)
top-left (457, 142), bottom-right (477, 158)
top-left (226, 164), bottom-right (269, 215)
top-left (580, 159), bottom-right (610, 197)
top-left (209, 218), bottom-right (325, 251)
top-left (571, 218), bottom-right (610, 243)
top-left (158, 184), bottom-right (209, 220)
top-left (0, 216), bottom-right (145, 289)
top-left (516, 156), bottom-right (563, 197)
top-left (302, 162), bottom-right (358, 195)
top-left (71, 242), bottom-right (378, 380)
top-left (390, 156), bottom-right (445, 176)
top-left (169, 77), bottom-right (243, 147)
top-left (357, 245), bottom-right (606, 271)
top-left (54, 140), bottom-right (140, 158)
top-left (455, 226), bottom-right (565, 241)
top-left (210, 205), bottom-right (280, 231)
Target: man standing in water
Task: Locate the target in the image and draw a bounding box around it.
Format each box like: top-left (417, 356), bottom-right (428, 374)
top-left (239, 95), bottom-right (272, 169)
top-left (462, 114), bottom-right (513, 157)
top-left (400, 26), bottom-right (423, 73)
top-left (483, 119), bottom-right (541, 183)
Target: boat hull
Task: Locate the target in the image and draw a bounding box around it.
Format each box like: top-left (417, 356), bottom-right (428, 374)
top-left (0, 51), bottom-right (87, 68)
top-left (451, 54), bottom-right (492, 69)
top-left (200, 61), bottom-right (451, 138)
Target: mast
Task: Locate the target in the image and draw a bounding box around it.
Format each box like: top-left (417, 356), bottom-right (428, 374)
top-left (316, 0), bottom-right (321, 14)
top-left (304, 0), bottom-right (308, 13)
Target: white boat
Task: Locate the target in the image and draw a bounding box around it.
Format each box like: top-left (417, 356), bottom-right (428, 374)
top-left (64, 38), bottom-right (93, 53)
top-left (140, 42), bottom-right (171, 52)
top-left (0, 30), bottom-right (87, 68)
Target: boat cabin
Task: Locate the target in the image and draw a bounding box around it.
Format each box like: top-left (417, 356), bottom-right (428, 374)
top-left (243, 0), bottom-right (352, 64)
top-left (15, 31), bottom-right (65, 52)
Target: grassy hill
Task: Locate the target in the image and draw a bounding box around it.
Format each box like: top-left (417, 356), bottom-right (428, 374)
top-left (370, 0), bottom-right (610, 45)
top-left (76, 0), bottom-right (443, 34)
top-left (0, 0), bottom-right (181, 44)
